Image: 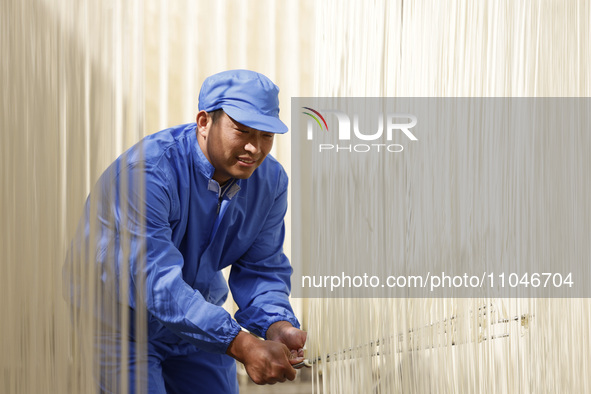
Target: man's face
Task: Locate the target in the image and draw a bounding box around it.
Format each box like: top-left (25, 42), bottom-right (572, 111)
top-left (197, 111), bottom-right (275, 184)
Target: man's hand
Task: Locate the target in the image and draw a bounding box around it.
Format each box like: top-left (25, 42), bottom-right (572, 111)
top-left (226, 331), bottom-right (300, 385)
top-left (266, 321), bottom-right (307, 359)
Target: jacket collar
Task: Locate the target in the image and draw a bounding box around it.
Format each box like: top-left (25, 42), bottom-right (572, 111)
top-left (190, 123), bottom-right (216, 179)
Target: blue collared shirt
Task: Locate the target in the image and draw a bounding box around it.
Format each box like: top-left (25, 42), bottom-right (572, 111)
top-left (65, 123), bottom-right (299, 354)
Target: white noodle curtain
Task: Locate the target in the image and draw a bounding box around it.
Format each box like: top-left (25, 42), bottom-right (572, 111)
top-left (306, 1), bottom-right (590, 393)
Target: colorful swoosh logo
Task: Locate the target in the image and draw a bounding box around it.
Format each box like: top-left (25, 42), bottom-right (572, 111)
top-left (302, 107), bottom-right (329, 131)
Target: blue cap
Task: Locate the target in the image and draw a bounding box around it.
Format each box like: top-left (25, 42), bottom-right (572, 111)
top-left (198, 70), bottom-right (288, 134)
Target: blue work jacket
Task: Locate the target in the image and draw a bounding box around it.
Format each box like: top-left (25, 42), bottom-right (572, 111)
top-left (65, 123), bottom-right (299, 354)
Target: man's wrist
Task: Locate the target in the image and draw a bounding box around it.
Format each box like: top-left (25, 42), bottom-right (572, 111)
top-left (226, 331), bottom-right (259, 363)
top-left (226, 331), bottom-right (247, 362)
top-left (265, 320), bottom-right (294, 341)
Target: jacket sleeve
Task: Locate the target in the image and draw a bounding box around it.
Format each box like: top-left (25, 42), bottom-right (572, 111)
top-left (121, 162), bottom-right (242, 354)
top-left (228, 168), bottom-right (300, 339)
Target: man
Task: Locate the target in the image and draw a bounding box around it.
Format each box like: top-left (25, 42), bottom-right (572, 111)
top-left (64, 70), bottom-right (306, 393)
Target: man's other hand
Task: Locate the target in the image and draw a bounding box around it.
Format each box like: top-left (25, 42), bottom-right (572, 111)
top-left (265, 321), bottom-right (307, 359)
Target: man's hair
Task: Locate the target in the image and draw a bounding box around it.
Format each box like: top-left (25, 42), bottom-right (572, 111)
top-left (209, 109), bottom-right (225, 125)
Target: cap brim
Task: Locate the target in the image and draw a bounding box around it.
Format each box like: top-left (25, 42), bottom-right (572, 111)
top-left (222, 106), bottom-right (288, 134)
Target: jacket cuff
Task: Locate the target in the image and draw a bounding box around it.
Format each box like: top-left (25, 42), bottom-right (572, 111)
top-left (261, 314), bottom-right (301, 340)
top-left (220, 321), bottom-right (244, 354)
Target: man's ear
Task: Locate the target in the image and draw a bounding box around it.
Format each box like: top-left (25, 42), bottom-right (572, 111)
top-left (196, 110), bottom-right (211, 139)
